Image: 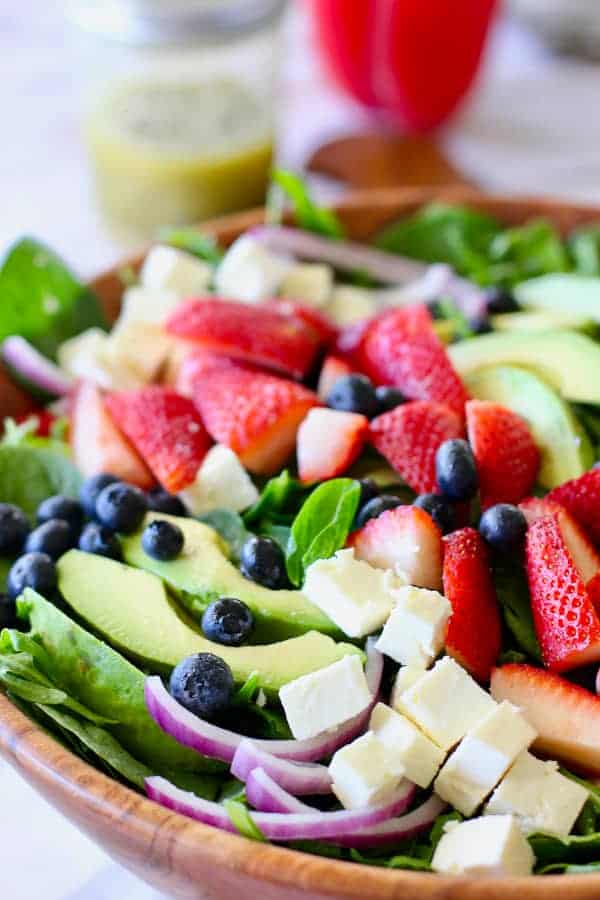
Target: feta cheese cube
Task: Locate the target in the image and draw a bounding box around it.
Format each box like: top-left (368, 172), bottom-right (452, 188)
top-left (140, 245), bottom-right (213, 296)
top-left (327, 285), bottom-right (378, 326)
top-left (178, 444), bottom-right (259, 515)
top-left (215, 236), bottom-right (292, 304)
top-left (375, 586), bottom-right (451, 668)
top-left (485, 752), bottom-right (588, 837)
top-left (279, 263), bottom-right (333, 308)
top-left (397, 656), bottom-right (497, 751)
top-left (104, 323), bottom-right (171, 383)
top-left (370, 702), bottom-right (444, 788)
top-left (303, 548), bottom-right (403, 638)
top-left (432, 815), bottom-right (535, 877)
top-left (279, 655), bottom-right (372, 741)
top-left (116, 286), bottom-right (182, 330)
top-left (329, 731), bottom-right (406, 810)
top-left (390, 666), bottom-right (426, 712)
top-left (434, 702), bottom-right (537, 816)
top-left (58, 328), bottom-right (143, 391)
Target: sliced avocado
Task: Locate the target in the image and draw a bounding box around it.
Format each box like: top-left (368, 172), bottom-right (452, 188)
top-left (449, 330), bottom-right (600, 405)
top-left (515, 274), bottom-right (600, 321)
top-left (491, 310), bottom-right (595, 334)
top-left (464, 366), bottom-right (593, 489)
top-left (56, 550), bottom-right (360, 695)
top-left (121, 514), bottom-right (338, 642)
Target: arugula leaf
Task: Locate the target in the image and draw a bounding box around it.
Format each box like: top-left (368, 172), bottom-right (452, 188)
top-left (492, 561), bottom-right (541, 661)
top-left (0, 444), bottom-right (81, 521)
top-left (569, 227), bottom-right (600, 276)
top-left (158, 227), bottom-right (223, 265)
top-left (224, 800), bottom-right (266, 842)
top-left (243, 470), bottom-right (306, 526)
top-left (197, 509), bottom-right (251, 563)
top-left (286, 479), bottom-right (361, 586)
top-left (271, 170), bottom-right (345, 239)
top-left (0, 237), bottom-right (106, 359)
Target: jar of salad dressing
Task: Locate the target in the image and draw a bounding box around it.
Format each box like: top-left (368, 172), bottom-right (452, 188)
top-left (66, 0), bottom-right (287, 242)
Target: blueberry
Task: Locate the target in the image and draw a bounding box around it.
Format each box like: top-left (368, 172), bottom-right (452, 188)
top-left (142, 519), bottom-right (184, 561)
top-left (479, 503), bottom-right (527, 552)
top-left (25, 519), bottom-right (74, 559)
top-left (375, 385), bottom-right (405, 414)
top-left (78, 523), bottom-right (122, 560)
top-left (79, 473), bottom-right (120, 519)
top-left (327, 375), bottom-right (380, 419)
top-left (485, 286), bottom-right (519, 315)
top-left (202, 597), bottom-right (254, 647)
top-left (358, 478), bottom-right (379, 507)
top-left (240, 536), bottom-right (289, 589)
top-left (355, 494), bottom-right (403, 528)
top-left (95, 482), bottom-right (147, 533)
top-left (147, 489), bottom-right (188, 517)
top-left (469, 315), bottom-right (493, 335)
top-left (414, 493), bottom-right (456, 535)
top-left (7, 552), bottom-right (57, 600)
top-left (0, 593), bottom-right (19, 630)
top-left (0, 504), bottom-right (30, 555)
top-left (435, 439), bottom-right (479, 502)
top-left (37, 495), bottom-right (83, 536)
top-left (169, 652), bottom-right (234, 720)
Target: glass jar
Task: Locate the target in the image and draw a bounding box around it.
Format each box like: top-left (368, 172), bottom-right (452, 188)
top-left (66, 0), bottom-right (287, 243)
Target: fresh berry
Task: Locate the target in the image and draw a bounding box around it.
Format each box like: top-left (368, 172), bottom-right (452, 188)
top-left (485, 286), bottom-right (519, 314)
top-left (240, 536), bottom-right (289, 590)
top-left (169, 652), bottom-right (234, 720)
top-left (79, 473), bottom-right (120, 519)
top-left (263, 298), bottom-right (338, 347)
top-left (491, 663), bottom-right (600, 774)
top-left (522, 499), bottom-right (600, 585)
top-left (466, 400), bottom-right (539, 509)
top-left (547, 469), bottom-right (600, 545)
top-left (166, 298), bottom-right (320, 379)
top-left (414, 493), bottom-right (456, 535)
top-left (297, 408), bottom-right (369, 484)
top-left (142, 519), bottom-right (185, 561)
top-left (174, 349), bottom-right (233, 397)
top-left (358, 478), bottom-right (379, 509)
top-left (0, 504), bottom-right (30, 555)
top-left (327, 374), bottom-right (380, 419)
top-left (519, 496), bottom-right (563, 527)
top-left (37, 495), bottom-right (83, 536)
top-left (317, 355), bottom-right (354, 402)
top-left (190, 363), bottom-right (318, 476)
top-left (7, 552), bottom-right (57, 600)
top-left (71, 381), bottom-right (154, 489)
top-left (479, 504), bottom-right (528, 552)
top-left (78, 523), bottom-right (122, 560)
top-left (201, 597), bottom-right (254, 646)
top-left (25, 520), bottom-right (74, 559)
top-left (375, 385), bottom-right (406, 413)
top-left (0, 593), bottom-right (19, 630)
top-left (147, 490), bottom-right (188, 517)
top-left (355, 495), bottom-right (403, 529)
top-left (349, 505), bottom-right (443, 590)
top-left (106, 387), bottom-right (212, 494)
top-left (358, 305), bottom-right (469, 416)
top-left (443, 528), bottom-right (502, 682)
top-left (96, 482), bottom-right (148, 534)
top-left (370, 401), bottom-right (464, 495)
top-left (435, 438), bottom-right (479, 502)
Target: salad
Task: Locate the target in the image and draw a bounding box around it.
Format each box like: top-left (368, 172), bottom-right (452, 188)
top-left (3, 174), bottom-right (600, 878)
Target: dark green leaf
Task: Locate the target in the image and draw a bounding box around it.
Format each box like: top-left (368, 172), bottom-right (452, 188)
top-left (0, 444), bottom-right (81, 521)
top-left (219, 778), bottom-right (246, 803)
top-left (259, 523), bottom-right (291, 554)
top-left (243, 470), bottom-right (306, 526)
top-left (386, 855), bottom-right (432, 871)
top-left (224, 800), bottom-right (266, 842)
top-left (232, 671), bottom-right (260, 705)
top-left (429, 812), bottom-right (463, 853)
top-left (529, 828), bottom-right (600, 866)
top-left (158, 769), bottom-right (220, 800)
top-left (158, 227), bottom-right (223, 265)
top-left (0, 671), bottom-right (67, 704)
top-left (569, 227), bottom-right (600, 276)
top-left (197, 509), bottom-right (251, 563)
top-left (272, 170), bottom-right (345, 239)
top-left (489, 219), bottom-right (570, 281)
top-left (538, 861), bottom-right (600, 875)
top-left (561, 770), bottom-right (600, 818)
top-left (492, 562), bottom-right (541, 661)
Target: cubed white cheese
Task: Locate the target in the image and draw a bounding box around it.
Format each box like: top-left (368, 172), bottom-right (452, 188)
top-left (432, 815), bottom-right (535, 877)
top-left (327, 285), bottom-right (378, 325)
top-left (279, 263), bottom-right (333, 308)
top-left (397, 656), bottom-right (497, 751)
top-left (140, 245), bottom-right (213, 296)
top-left (329, 731), bottom-right (406, 810)
top-left (303, 548), bottom-right (404, 638)
top-left (104, 323), bottom-right (172, 383)
top-left (58, 328), bottom-right (143, 391)
top-left (390, 666), bottom-right (426, 713)
top-left (178, 444), bottom-right (259, 515)
top-left (434, 702), bottom-right (537, 816)
top-left (115, 285), bottom-right (182, 330)
top-left (485, 752), bottom-right (588, 837)
top-left (375, 586), bottom-right (451, 668)
top-left (279, 655), bottom-right (372, 741)
top-left (214, 235), bottom-right (292, 304)
top-left (370, 702), bottom-right (444, 788)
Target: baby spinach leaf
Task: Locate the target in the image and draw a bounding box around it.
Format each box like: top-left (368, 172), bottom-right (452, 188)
top-left (492, 561), bottom-right (541, 662)
top-left (489, 219), bottom-right (570, 282)
top-left (158, 227), bottom-right (223, 265)
top-left (539, 861), bottom-right (600, 875)
top-left (569, 227), bottom-right (600, 276)
top-left (0, 672), bottom-right (68, 705)
top-left (224, 800), bottom-right (266, 842)
top-left (197, 509), bottom-right (250, 563)
top-left (271, 170), bottom-right (345, 239)
top-left (259, 523), bottom-right (291, 554)
top-left (529, 829), bottom-right (600, 866)
top-left (244, 470), bottom-right (306, 526)
top-left (0, 444), bottom-right (81, 521)
top-left (219, 778), bottom-right (247, 803)
top-left (159, 769), bottom-right (220, 801)
top-left (429, 811), bottom-right (463, 852)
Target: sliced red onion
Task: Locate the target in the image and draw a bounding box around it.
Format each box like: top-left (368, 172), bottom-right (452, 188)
top-left (334, 794), bottom-right (447, 849)
top-left (245, 767), bottom-right (313, 814)
top-left (2, 336), bottom-right (73, 397)
top-left (231, 739), bottom-right (332, 795)
top-left (377, 264), bottom-right (487, 320)
top-left (596, 666), bottom-right (600, 696)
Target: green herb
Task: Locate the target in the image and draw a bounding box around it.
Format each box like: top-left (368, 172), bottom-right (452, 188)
top-left (197, 509), bottom-right (251, 563)
top-left (232, 671), bottom-right (260, 705)
top-left (224, 800), bottom-right (266, 842)
top-left (492, 562), bottom-right (541, 661)
top-left (158, 227), bottom-right (223, 265)
top-left (489, 219), bottom-right (570, 282)
top-left (271, 170), bottom-right (345, 239)
top-left (244, 470), bottom-right (306, 526)
top-left (0, 444), bottom-right (81, 521)
top-left (569, 227), bottom-right (600, 276)
top-left (286, 479), bottom-right (361, 586)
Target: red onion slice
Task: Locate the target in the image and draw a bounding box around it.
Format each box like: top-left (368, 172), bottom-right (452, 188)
top-left (245, 767), bottom-right (313, 814)
top-left (231, 739), bottom-right (332, 795)
top-left (333, 794), bottom-right (447, 848)
top-left (2, 336), bottom-right (73, 397)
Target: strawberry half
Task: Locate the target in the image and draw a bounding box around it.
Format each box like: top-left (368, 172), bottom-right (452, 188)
top-left (165, 298), bottom-right (320, 379)
top-left (443, 527), bottom-right (502, 683)
top-left (519, 496), bottom-right (564, 526)
top-left (263, 298), bottom-right (338, 348)
top-left (358, 305), bottom-right (469, 416)
top-left (349, 505), bottom-right (443, 590)
top-left (297, 408), bottom-right (368, 484)
top-left (466, 400), bottom-right (540, 509)
top-left (369, 401), bottom-right (464, 494)
top-left (106, 386), bottom-right (212, 493)
top-left (71, 381), bottom-right (154, 489)
top-left (317, 355), bottom-right (354, 401)
top-left (174, 350), bottom-right (235, 397)
top-left (548, 469), bottom-right (600, 545)
top-left (492, 663), bottom-right (600, 775)
top-left (191, 363), bottom-right (319, 476)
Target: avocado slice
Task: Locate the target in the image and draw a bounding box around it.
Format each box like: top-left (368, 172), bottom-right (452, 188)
top-left (449, 330), bottom-right (600, 405)
top-left (121, 514), bottom-right (338, 642)
top-left (464, 366), bottom-right (593, 489)
top-left (57, 550), bottom-right (361, 695)
top-left (515, 274), bottom-right (600, 321)
top-left (491, 310), bottom-right (595, 334)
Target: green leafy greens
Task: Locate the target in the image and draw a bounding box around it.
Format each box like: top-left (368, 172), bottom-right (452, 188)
top-left (271, 170), bottom-right (345, 239)
top-left (158, 227), bottom-right (223, 265)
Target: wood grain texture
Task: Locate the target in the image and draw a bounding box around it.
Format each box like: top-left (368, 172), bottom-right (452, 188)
top-left (4, 187), bottom-right (600, 899)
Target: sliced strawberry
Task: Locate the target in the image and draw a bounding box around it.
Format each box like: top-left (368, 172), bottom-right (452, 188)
top-left (165, 298), bottom-right (320, 379)
top-left (548, 469), bottom-right (600, 545)
top-left (358, 305), bottom-right (469, 416)
top-left (369, 401), bottom-right (464, 494)
top-left (106, 386), bottom-right (211, 493)
top-left (466, 400), bottom-right (540, 510)
top-left (349, 505), bottom-right (443, 591)
top-left (587, 571), bottom-right (600, 617)
top-left (71, 381), bottom-right (154, 489)
top-left (519, 496), bottom-right (564, 526)
top-left (491, 663), bottom-right (600, 775)
top-left (297, 408), bottom-right (368, 484)
top-left (317, 355), bottom-right (354, 402)
top-left (263, 298), bottom-right (338, 347)
top-left (333, 317), bottom-right (373, 363)
top-left (521, 498), bottom-right (600, 584)
top-left (191, 363), bottom-right (318, 476)
top-left (174, 350), bottom-right (235, 397)
top-left (443, 527), bottom-right (502, 682)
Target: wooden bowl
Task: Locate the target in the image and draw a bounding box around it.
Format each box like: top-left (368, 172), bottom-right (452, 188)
top-left (2, 187), bottom-right (600, 900)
